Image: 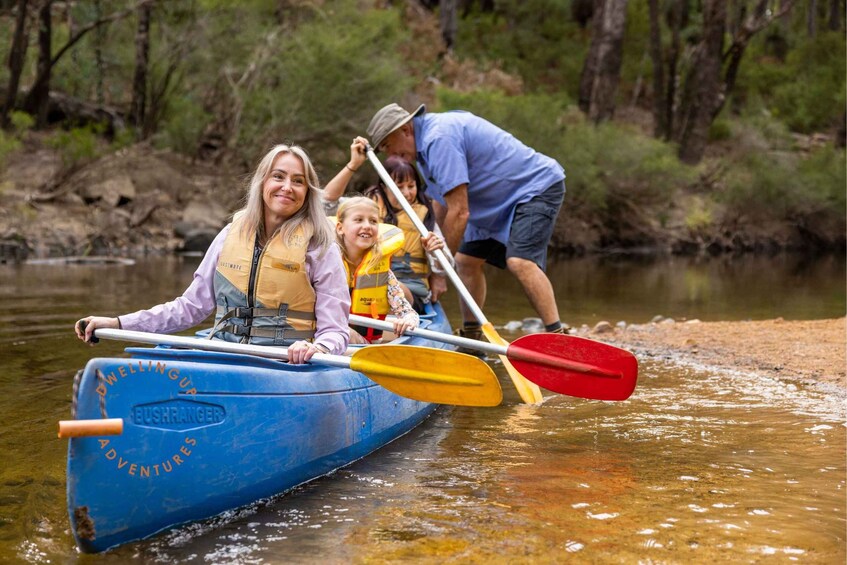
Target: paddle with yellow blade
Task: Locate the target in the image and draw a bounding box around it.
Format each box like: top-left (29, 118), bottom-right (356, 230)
top-left (84, 327), bottom-right (502, 407)
top-left (365, 146), bottom-right (546, 404)
top-left (350, 314), bottom-right (638, 401)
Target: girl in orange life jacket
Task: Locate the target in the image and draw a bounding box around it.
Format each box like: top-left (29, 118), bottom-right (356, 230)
top-left (335, 197), bottom-right (419, 345)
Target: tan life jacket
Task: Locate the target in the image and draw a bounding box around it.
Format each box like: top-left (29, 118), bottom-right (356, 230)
top-left (390, 202), bottom-right (431, 285)
top-left (210, 213), bottom-right (316, 345)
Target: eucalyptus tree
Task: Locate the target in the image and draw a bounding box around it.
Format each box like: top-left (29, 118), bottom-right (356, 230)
top-left (130, 0), bottom-right (153, 138)
top-left (15, 0), bottom-right (154, 127)
top-left (1, 0), bottom-right (28, 128)
top-left (647, 0), bottom-right (798, 164)
top-left (578, 0), bottom-right (629, 123)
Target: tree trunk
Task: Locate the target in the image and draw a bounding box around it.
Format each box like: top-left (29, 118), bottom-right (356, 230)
top-left (1, 0), bottom-right (29, 128)
top-left (577, 0), bottom-right (629, 123)
top-left (130, 1), bottom-right (152, 137)
top-left (829, 0), bottom-right (841, 30)
top-left (677, 0), bottom-right (726, 164)
top-left (722, 0), bottom-right (798, 119)
top-left (23, 0), bottom-right (151, 128)
top-left (440, 0), bottom-right (458, 52)
top-left (93, 0), bottom-right (105, 105)
top-left (808, 0), bottom-right (817, 36)
top-left (24, 0), bottom-right (53, 127)
top-left (665, 0), bottom-right (683, 141)
top-left (647, 0), bottom-right (666, 137)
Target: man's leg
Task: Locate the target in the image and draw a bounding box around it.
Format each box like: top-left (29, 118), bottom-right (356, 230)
top-left (506, 256), bottom-right (560, 326)
top-left (505, 180), bottom-right (566, 329)
top-left (455, 252), bottom-right (487, 324)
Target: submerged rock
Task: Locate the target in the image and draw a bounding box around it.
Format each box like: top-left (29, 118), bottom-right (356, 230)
top-left (521, 317), bottom-right (544, 332)
top-left (592, 321), bottom-right (614, 334)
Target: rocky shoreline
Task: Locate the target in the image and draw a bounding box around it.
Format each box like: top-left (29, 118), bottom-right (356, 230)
top-left (2, 142), bottom-right (845, 263)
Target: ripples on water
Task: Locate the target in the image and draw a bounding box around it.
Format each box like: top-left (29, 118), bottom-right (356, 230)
top-left (0, 257), bottom-right (843, 563)
top-left (98, 360), bottom-right (843, 564)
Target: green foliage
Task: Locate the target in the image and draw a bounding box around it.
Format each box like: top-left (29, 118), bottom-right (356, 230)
top-left (454, 0), bottom-right (585, 95)
top-left (719, 141), bottom-right (845, 224)
top-left (153, 95), bottom-right (211, 155)
top-left (684, 198), bottom-right (714, 231)
top-left (0, 129), bottom-right (21, 169)
top-left (738, 32), bottom-right (846, 133)
top-left (45, 124), bottom-right (105, 168)
top-left (795, 145), bottom-right (847, 215)
top-left (110, 126), bottom-right (137, 151)
top-left (9, 111), bottom-right (35, 133)
top-left (435, 88), bottom-right (695, 215)
top-left (236, 1), bottom-right (411, 165)
top-left (708, 119), bottom-right (732, 142)
top-left (436, 88), bottom-right (571, 155)
top-left (0, 111), bottom-right (33, 169)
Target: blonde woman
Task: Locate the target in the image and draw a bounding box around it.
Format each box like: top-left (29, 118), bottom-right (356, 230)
top-left (75, 144), bottom-right (350, 364)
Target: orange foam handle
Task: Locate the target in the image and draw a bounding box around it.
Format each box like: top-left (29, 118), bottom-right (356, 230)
top-left (58, 418), bottom-right (124, 438)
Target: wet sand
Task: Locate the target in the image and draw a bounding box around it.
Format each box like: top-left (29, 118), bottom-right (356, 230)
top-left (584, 318), bottom-right (846, 392)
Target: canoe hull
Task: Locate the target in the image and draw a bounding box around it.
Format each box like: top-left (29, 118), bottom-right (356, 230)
top-left (67, 304), bottom-right (451, 553)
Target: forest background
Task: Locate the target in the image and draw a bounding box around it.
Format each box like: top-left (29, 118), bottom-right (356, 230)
top-left (0, 0), bottom-right (844, 260)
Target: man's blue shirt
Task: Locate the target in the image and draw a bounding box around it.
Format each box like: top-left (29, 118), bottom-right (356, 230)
top-left (413, 111), bottom-right (565, 245)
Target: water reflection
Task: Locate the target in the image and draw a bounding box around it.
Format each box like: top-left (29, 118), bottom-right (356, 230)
top-left (0, 255), bottom-right (843, 563)
top-left (461, 253), bottom-right (847, 326)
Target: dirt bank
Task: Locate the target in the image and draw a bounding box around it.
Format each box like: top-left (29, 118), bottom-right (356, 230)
top-left (580, 318), bottom-right (846, 393)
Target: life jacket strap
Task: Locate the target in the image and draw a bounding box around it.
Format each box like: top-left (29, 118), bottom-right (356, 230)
top-left (209, 305), bottom-right (316, 342)
top-left (214, 324), bottom-right (315, 341)
top-left (214, 305), bottom-right (316, 321)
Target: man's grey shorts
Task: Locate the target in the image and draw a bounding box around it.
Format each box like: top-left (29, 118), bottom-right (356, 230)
top-left (458, 180), bottom-right (565, 271)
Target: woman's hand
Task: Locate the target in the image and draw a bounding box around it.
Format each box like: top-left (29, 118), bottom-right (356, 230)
top-left (287, 340), bottom-right (326, 364)
top-left (347, 136), bottom-right (369, 172)
top-left (74, 316), bottom-right (120, 344)
top-left (393, 314), bottom-right (419, 336)
top-left (421, 232), bottom-right (445, 253)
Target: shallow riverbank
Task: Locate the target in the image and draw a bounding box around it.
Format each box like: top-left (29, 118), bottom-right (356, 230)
top-left (579, 317), bottom-right (846, 393)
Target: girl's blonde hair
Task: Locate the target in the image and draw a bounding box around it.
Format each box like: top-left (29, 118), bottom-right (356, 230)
top-left (237, 144), bottom-right (333, 254)
top-left (336, 196), bottom-right (383, 273)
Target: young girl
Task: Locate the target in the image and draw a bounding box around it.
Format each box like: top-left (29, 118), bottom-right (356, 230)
top-left (324, 136), bottom-right (451, 312)
top-left (335, 197), bottom-right (419, 345)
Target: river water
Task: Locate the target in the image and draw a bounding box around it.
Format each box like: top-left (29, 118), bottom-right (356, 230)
top-left (0, 254), bottom-right (844, 563)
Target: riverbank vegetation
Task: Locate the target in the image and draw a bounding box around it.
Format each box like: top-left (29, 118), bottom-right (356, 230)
top-left (0, 0), bottom-right (844, 259)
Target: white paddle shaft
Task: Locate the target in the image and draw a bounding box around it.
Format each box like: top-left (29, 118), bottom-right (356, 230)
top-left (366, 148), bottom-right (488, 324)
top-left (93, 328), bottom-right (352, 368)
top-left (349, 314), bottom-right (506, 355)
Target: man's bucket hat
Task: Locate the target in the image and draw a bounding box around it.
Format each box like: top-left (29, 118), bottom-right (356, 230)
top-left (367, 103), bottom-right (426, 151)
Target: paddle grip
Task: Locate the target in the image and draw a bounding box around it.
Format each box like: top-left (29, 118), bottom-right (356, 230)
top-left (58, 418), bottom-right (123, 438)
top-left (79, 320), bottom-right (99, 343)
top-left (79, 320), bottom-right (100, 343)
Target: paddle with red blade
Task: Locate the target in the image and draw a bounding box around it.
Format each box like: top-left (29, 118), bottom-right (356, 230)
top-left (363, 147), bottom-right (638, 402)
top-left (507, 333), bottom-right (637, 401)
top-left (350, 314), bottom-right (638, 401)
top-left (365, 146), bottom-right (543, 404)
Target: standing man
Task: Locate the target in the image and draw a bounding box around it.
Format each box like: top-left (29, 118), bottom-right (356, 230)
top-left (367, 103), bottom-right (567, 340)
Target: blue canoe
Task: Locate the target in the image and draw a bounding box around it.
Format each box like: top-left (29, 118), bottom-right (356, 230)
top-left (67, 303), bottom-right (451, 553)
